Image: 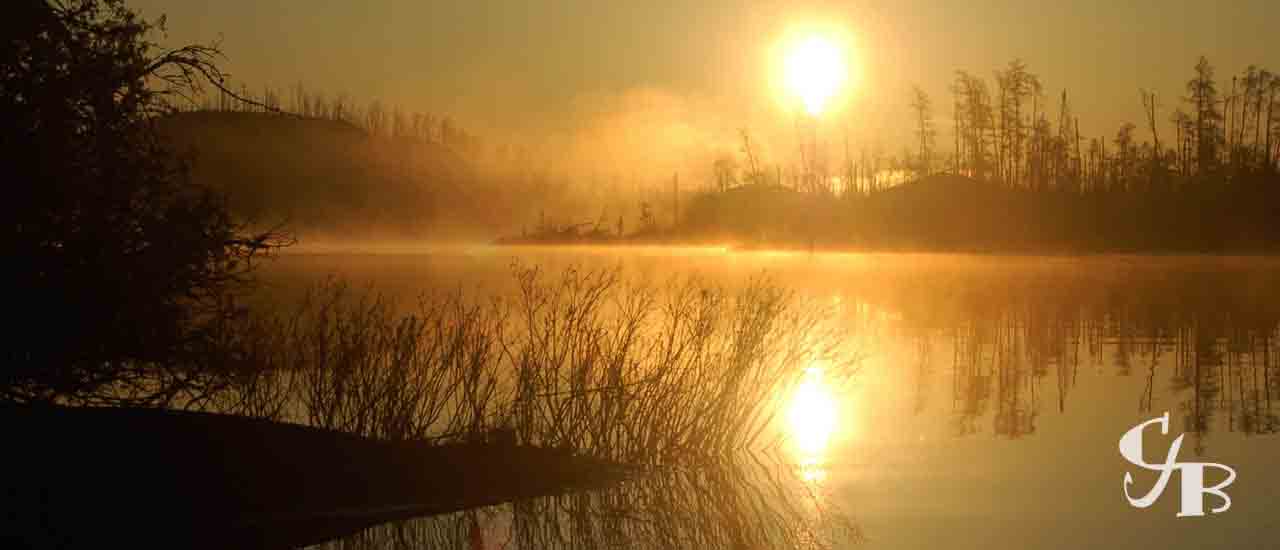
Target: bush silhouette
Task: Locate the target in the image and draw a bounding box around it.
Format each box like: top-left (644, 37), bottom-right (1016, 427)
top-left (0, 0), bottom-right (286, 404)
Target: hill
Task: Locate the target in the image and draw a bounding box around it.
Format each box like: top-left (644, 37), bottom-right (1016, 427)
top-left (157, 111), bottom-right (487, 238)
top-left (856, 174), bottom-right (1055, 250)
top-left (678, 175), bottom-right (1031, 250)
top-left (676, 174), bottom-right (1226, 252)
top-left (857, 173), bottom-right (1280, 252)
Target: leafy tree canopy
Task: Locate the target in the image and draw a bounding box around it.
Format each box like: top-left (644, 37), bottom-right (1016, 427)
top-left (1, 0), bottom-right (288, 404)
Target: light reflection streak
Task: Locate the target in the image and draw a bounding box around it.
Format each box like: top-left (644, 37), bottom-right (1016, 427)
top-left (787, 365), bottom-right (839, 485)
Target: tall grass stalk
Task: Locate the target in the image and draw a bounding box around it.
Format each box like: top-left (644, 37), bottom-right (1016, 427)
top-left (202, 264), bottom-right (858, 466)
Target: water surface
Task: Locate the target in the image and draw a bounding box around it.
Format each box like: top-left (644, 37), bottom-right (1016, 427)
top-left (266, 247), bottom-right (1280, 549)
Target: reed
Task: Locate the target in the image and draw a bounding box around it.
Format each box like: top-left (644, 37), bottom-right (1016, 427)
top-left (200, 264), bottom-right (859, 466)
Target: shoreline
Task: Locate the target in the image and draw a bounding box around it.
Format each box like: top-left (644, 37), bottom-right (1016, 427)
top-left (3, 406), bottom-right (630, 548)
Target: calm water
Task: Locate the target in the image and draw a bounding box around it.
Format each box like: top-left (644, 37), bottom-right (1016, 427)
top-left (264, 246), bottom-right (1280, 549)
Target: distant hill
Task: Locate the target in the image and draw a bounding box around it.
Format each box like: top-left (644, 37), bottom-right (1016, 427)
top-left (856, 173), bottom-right (1268, 252)
top-left (681, 183), bottom-right (813, 244)
top-left (857, 174), bottom-right (1051, 250)
top-left (679, 172), bottom-right (1280, 252)
top-left (156, 111), bottom-right (482, 237)
top-left (679, 175), bottom-right (1034, 250)
top-left (680, 174), bottom-right (1103, 251)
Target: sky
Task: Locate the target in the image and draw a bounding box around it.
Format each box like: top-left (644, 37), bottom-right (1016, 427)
top-left (132, 0), bottom-right (1279, 174)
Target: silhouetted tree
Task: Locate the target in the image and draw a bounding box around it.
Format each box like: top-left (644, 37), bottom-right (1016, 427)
top-left (953, 70), bottom-right (994, 180)
top-left (1112, 122), bottom-right (1137, 190)
top-left (910, 85), bottom-right (936, 175)
top-left (738, 129), bottom-right (764, 185)
top-left (1140, 89), bottom-right (1167, 191)
top-left (1171, 109), bottom-right (1193, 177)
top-left (1055, 90), bottom-right (1077, 190)
top-left (1, 0), bottom-right (287, 404)
top-left (1265, 71), bottom-right (1278, 172)
top-left (712, 155), bottom-right (738, 192)
top-left (995, 60), bottom-right (1039, 187)
top-left (1186, 56), bottom-right (1224, 177)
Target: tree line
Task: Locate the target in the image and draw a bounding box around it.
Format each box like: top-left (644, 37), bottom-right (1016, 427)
top-left (688, 56), bottom-right (1280, 252)
top-left (172, 81), bottom-right (483, 152)
top-left (932, 57), bottom-right (1279, 193)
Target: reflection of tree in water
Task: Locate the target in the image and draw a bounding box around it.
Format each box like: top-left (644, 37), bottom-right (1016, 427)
top-left (950, 323), bottom-right (991, 436)
top-left (911, 335), bottom-right (932, 415)
top-left (994, 312), bottom-right (1038, 438)
top-left (867, 263), bottom-right (1280, 446)
top-left (947, 306), bottom-right (1280, 447)
top-left (308, 455), bottom-right (861, 550)
top-left (1184, 320), bottom-right (1224, 453)
top-left (948, 316), bottom-right (1040, 438)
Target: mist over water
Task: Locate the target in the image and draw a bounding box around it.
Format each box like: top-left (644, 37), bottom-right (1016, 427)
top-left (13, 1), bottom-right (1280, 547)
top-left (261, 246), bottom-right (1280, 549)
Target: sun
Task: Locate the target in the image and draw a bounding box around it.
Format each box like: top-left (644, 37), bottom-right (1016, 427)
top-left (782, 35), bottom-right (849, 116)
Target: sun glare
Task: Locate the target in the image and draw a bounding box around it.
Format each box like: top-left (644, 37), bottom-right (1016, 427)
top-left (788, 366), bottom-right (838, 456)
top-left (782, 35), bottom-right (849, 116)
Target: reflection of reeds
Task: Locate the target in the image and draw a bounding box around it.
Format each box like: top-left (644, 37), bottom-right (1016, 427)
top-left (201, 264), bottom-right (858, 466)
top-left (308, 452), bottom-right (862, 550)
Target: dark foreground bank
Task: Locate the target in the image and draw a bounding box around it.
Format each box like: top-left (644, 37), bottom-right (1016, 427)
top-left (2, 406), bottom-right (629, 549)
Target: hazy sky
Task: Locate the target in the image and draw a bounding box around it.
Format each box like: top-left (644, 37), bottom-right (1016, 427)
top-left (133, 0), bottom-right (1278, 166)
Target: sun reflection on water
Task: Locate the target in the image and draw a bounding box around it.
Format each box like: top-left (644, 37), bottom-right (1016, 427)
top-left (787, 365), bottom-right (839, 484)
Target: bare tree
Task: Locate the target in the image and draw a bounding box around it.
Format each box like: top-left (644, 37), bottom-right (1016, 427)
top-left (739, 129), bottom-right (763, 185)
top-left (953, 71), bottom-right (994, 180)
top-left (1185, 56), bottom-right (1223, 177)
top-left (910, 85), bottom-right (937, 176)
top-left (995, 60), bottom-right (1040, 187)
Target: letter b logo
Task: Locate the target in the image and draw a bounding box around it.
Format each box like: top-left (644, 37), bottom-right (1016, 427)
top-left (1119, 412), bottom-right (1236, 517)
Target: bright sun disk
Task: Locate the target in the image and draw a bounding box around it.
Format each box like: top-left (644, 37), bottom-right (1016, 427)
top-left (783, 36), bottom-right (848, 116)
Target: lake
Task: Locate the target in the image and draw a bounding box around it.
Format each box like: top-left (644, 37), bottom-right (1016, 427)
top-left (261, 246), bottom-right (1280, 550)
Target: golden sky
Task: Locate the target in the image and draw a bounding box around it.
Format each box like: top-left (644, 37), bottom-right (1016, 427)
top-left (133, 0), bottom-right (1278, 164)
